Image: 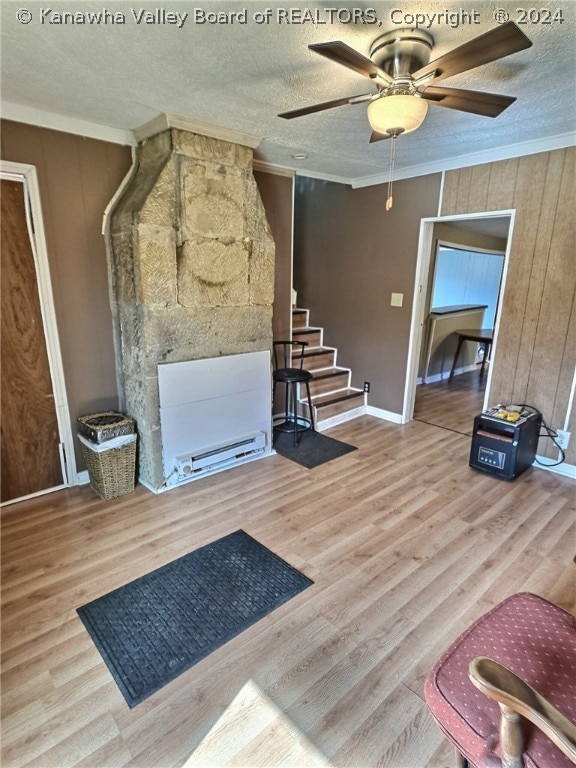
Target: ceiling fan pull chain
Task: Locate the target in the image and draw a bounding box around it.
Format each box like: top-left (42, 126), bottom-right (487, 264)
top-left (386, 133), bottom-right (397, 211)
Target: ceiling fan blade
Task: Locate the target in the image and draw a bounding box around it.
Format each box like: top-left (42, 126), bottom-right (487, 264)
top-left (369, 131), bottom-right (392, 143)
top-left (412, 21), bottom-right (532, 83)
top-left (421, 86), bottom-right (516, 117)
top-left (309, 41), bottom-right (394, 85)
top-left (278, 93), bottom-right (373, 119)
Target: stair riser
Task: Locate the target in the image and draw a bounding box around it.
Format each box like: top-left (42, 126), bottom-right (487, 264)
top-left (314, 393), bottom-right (365, 421)
top-left (308, 372), bottom-right (350, 396)
top-left (292, 329), bottom-right (322, 348)
top-left (297, 392), bottom-right (364, 422)
top-left (302, 351), bottom-right (335, 371)
top-left (292, 311), bottom-right (309, 329)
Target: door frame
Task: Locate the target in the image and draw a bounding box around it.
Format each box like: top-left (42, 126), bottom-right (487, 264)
top-left (402, 209), bottom-right (516, 424)
top-left (1, 160), bottom-right (76, 504)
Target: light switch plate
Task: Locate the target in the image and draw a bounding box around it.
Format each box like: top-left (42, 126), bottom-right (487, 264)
top-left (391, 292), bottom-right (404, 307)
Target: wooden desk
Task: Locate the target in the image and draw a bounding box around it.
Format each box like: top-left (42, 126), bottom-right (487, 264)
top-left (423, 305), bottom-right (488, 382)
top-left (449, 328), bottom-right (494, 380)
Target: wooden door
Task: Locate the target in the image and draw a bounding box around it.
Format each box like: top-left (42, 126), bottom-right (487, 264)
top-left (1, 179), bottom-right (63, 502)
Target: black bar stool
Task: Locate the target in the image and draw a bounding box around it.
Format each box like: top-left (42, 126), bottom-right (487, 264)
top-left (272, 341), bottom-right (315, 446)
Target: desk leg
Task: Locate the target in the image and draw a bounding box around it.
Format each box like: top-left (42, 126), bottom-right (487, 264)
top-left (480, 342), bottom-right (492, 378)
top-left (449, 336), bottom-right (465, 380)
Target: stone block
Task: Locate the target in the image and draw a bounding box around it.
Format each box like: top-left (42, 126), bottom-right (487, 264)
top-left (110, 231), bottom-right (136, 303)
top-left (144, 305), bottom-right (273, 362)
top-left (177, 238), bottom-right (249, 307)
top-left (182, 161), bottom-right (244, 239)
top-left (140, 130), bottom-right (173, 167)
top-left (172, 129), bottom-right (252, 170)
top-left (113, 132), bottom-right (172, 223)
top-left (243, 173), bottom-right (274, 242)
top-left (117, 304), bottom-right (146, 364)
top-left (135, 225), bottom-right (177, 306)
top-left (138, 157), bottom-right (177, 228)
top-left (123, 372), bottom-right (165, 489)
top-left (249, 239), bottom-right (275, 306)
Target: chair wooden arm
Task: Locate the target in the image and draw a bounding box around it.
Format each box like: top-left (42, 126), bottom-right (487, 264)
top-left (469, 656), bottom-right (576, 766)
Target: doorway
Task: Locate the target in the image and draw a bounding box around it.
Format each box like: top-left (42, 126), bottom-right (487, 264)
top-left (1, 163), bottom-right (75, 505)
top-left (403, 212), bottom-right (514, 432)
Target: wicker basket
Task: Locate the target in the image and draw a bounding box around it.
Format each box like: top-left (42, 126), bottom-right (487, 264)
top-left (79, 433), bottom-right (137, 500)
top-left (77, 411), bottom-right (135, 444)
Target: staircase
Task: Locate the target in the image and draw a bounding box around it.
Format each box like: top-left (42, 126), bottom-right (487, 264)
top-left (290, 308), bottom-right (365, 429)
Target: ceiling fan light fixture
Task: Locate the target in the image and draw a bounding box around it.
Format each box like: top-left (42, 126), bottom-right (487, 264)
top-left (367, 94), bottom-right (428, 135)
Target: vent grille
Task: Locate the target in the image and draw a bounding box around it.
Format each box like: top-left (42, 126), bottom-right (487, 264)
top-left (174, 432), bottom-right (266, 480)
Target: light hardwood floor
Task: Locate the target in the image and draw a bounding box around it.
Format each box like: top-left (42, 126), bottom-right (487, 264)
top-left (2, 411), bottom-right (574, 768)
top-left (413, 369), bottom-right (486, 436)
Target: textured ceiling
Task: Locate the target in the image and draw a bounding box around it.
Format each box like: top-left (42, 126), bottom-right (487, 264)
top-left (1, 1), bottom-right (575, 184)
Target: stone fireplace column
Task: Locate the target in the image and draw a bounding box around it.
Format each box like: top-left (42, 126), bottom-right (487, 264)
top-left (107, 128), bottom-right (275, 491)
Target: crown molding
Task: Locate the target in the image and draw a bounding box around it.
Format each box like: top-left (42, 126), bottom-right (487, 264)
top-left (350, 132), bottom-right (576, 188)
top-left (294, 168), bottom-right (359, 186)
top-left (254, 163), bottom-right (351, 185)
top-left (252, 160), bottom-right (295, 178)
top-left (0, 101), bottom-right (135, 145)
top-left (2, 101), bottom-right (573, 187)
top-left (133, 113), bottom-right (262, 149)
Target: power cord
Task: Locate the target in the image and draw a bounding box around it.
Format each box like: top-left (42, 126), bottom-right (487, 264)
top-left (535, 421), bottom-right (566, 467)
top-left (513, 403), bottom-right (566, 467)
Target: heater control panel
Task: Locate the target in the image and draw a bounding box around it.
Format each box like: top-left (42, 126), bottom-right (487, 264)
top-left (476, 445), bottom-right (506, 469)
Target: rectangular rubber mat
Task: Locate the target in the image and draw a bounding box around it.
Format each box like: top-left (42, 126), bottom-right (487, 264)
top-left (77, 530), bottom-right (313, 707)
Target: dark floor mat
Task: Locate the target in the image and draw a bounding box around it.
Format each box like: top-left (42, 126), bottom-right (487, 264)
top-left (273, 429), bottom-right (357, 468)
top-left (77, 530), bottom-right (313, 707)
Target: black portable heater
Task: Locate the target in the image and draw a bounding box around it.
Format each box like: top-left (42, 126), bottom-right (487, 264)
top-left (469, 406), bottom-right (542, 480)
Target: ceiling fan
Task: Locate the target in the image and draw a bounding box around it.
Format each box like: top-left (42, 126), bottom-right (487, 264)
top-left (278, 22), bottom-right (532, 142)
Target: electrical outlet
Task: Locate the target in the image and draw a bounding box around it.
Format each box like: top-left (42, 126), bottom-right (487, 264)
top-left (556, 430), bottom-right (571, 450)
top-left (390, 292), bottom-right (404, 307)
top-left (363, 381), bottom-right (370, 393)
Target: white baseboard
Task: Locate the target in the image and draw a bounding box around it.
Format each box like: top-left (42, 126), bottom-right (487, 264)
top-left (139, 477), bottom-right (163, 494)
top-left (533, 456), bottom-right (576, 480)
top-left (366, 406), bottom-right (405, 424)
top-left (76, 470), bottom-right (90, 485)
top-left (418, 364), bottom-right (478, 385)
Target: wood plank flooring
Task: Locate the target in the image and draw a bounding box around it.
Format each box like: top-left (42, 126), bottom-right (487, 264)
top-left (2, 409), bottom-right (574, 768)
top-left (413, 369), bottom-right (486, 436)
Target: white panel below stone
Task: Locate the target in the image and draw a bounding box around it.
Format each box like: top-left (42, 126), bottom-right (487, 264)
top-left (158, 351), bottom-right (272, 489)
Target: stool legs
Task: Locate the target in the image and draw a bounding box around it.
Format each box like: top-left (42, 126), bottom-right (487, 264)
top-left (274, 379), bottom-right (315, 447)
top-left (291, 382), bottom-right (299, 446)
top-left (304, 381), bottom-right (315, 434)
top-left (291, 381), bottom-right (315, 446)
top-left (285, 381), bottom-right (291, 434)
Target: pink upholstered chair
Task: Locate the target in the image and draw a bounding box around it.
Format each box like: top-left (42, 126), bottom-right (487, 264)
top-left (424, 592), bottom-right (576, 767)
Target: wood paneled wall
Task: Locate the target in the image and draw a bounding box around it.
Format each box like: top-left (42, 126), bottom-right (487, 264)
top-left (442, 148), bottom-right (576, 463)
top-left (1, 121), bottom-right (133, 472)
